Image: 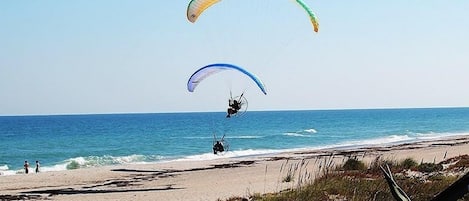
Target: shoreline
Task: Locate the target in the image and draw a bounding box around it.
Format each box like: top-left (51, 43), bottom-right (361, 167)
top-left (3, 133), bottom-right (469, 176)
top-left (1, 136), bottom-right (468, 200)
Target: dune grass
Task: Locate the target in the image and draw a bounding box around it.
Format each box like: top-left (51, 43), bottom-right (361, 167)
top-left (224, 154), bottom-right (469, 201)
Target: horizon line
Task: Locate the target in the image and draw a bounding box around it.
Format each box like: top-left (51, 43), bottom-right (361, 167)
top-left (1, 106), bottom-right (468, 117)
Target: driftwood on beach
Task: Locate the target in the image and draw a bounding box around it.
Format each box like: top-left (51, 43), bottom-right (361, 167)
top-left (382, 160), bottom-right (469, 201)
top-left (431, 171), bottom-right (469, 201)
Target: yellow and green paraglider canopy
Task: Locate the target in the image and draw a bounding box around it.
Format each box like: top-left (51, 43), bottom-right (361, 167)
top-left (186, 0), bottom-right (319, 33)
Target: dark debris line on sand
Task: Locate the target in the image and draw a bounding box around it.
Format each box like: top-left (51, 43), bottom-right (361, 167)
top-left (22, 185), bottom-right (182, 196)
top-left (111, 160), bottom-right (256, 174)
top-left (0, 194), bottom-right (46, 200)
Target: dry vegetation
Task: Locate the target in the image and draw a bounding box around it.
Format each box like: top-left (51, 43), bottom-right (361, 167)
top-left (224, 154), bottom-right (469, 201)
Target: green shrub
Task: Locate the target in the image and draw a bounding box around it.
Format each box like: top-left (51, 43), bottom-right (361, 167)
top-left (418, 162), bottom-right (443, 173)
top-left (342, 158), bottom-right (366, 171)
top-left (401, 158), bottom-right (418, 169)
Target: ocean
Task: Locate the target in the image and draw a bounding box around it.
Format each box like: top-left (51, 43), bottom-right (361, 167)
top-left (1, 108), bottom-right (469, 175)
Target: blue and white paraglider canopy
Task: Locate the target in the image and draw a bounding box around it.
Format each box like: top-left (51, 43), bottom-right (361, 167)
top-left (187, 63), bottom-right (267, 95)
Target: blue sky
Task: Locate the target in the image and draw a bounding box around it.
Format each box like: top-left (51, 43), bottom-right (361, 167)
top-left (1, 1), bottom-right (468, 115)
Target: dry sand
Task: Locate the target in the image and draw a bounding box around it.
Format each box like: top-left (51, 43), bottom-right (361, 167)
top-left (1, 136), bottom-right (468, 201)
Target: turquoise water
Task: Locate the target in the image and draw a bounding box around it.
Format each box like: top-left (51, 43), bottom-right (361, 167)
top-left (1, 108), bottom-right (469, 175)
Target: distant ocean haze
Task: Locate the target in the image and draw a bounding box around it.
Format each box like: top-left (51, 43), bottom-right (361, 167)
top-left (1, 108), bottom-right (469, 175)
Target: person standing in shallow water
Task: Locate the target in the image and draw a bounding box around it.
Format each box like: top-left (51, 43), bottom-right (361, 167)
top-left (24, 161), bottom-right (29, 174)
top-left (35, 160), bottom-right (40, 173)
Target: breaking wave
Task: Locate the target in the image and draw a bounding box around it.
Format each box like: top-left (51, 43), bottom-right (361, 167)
top-left (175, 149), bottom-right (283, 162)
top-left (38, 154), bottom-right (165, 172)
top-left (283, 128), bottom-right (318, 137)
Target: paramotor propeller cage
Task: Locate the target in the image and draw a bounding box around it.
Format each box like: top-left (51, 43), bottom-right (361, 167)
top-left (230, 95), bottom-right (248, 117)
top-left (213, 134), bottom-right (230, 154)
top-left (218, 139), bottom-right (229, 154)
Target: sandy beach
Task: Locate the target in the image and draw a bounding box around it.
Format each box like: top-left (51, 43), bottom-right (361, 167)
top-left (1, 136), bottom-right (468, 201)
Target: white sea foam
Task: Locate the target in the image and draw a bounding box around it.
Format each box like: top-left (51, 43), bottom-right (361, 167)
top-left (283, 133), bottom-right (312, 137)
top-left (272, 134), bottom-right (418, 154)
top-left (413, 131), bottom-right (469, 140)
top-left (40, 154), bottom-right (165, 172)
top-left (322, 132), bottom-right (469, 151)
top-left (0, 165), bottom-right (8, 170)
top-left (304, 129), bottom-right (317, 133)
top-left (353, 134), bottom-right (413, 146)
top-left (0, 165), bottom-right (17, 176)
top-left (283, 128), bottom-right (318, 137)
top-left (175, 149), bottom-right (283, 162)
top-left (321, 135), bottom-right (413, 151)
top-left (40, 163), bottom-right (69, 172)
top-left (0, 170), bottom-right (18, 176)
